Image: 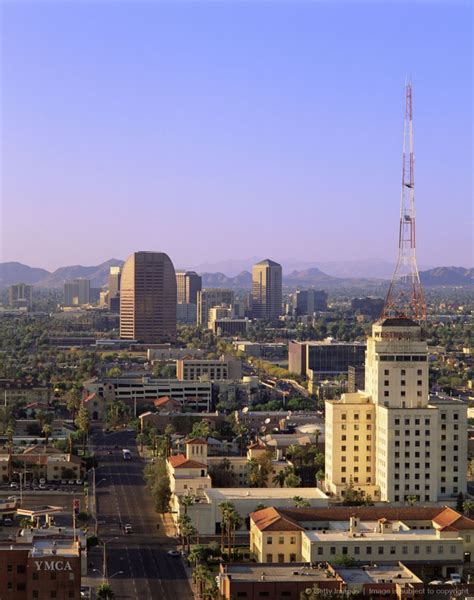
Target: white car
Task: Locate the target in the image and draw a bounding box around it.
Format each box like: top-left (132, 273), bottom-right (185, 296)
top-left (9, 483), bottom-right (18, 489)
top-left (449, 575), bottom-right (462, 584)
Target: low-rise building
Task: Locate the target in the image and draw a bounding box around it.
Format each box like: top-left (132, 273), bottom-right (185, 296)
top-left (250, 506), bottom-right (474, 577)
top-left (0, 537), bottom-right (81, 600)
top-left (0, 379), bottom-right (50, 407)
top-left (176, 356), bottom-right (242, 381)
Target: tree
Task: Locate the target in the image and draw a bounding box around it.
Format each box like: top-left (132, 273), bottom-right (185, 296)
top-left (42, 423), bottom-right (52, 445)
top-left (315, 470), bottom-right (325, 487)
top-left (272, 469), bottom-right (287, 488)
top-left (75, 405), bottom-right (90, 456)
top-left (97, 583), bottom-right (115, 599)
top-left (143, 458), bottom-right (171, 512)
top-left (208, 458), bottom-right (236, 487)
top-left (284, 472), bottom-right (302, 488)
top-left (182, 492), bottom-right (195, 515)
top-left (65, 388), bottom-right (82, 419)
top-left (292, 496), bottom-right (310, 508)
top-left (218, 501), bottom-right (234, 554)
top-left (405, 495), bottom-right (418, 507)
top-left (190, 420), bottom-right (212, 439)
top-left (193, 564), bottom-right (211, 599)
top-left (463, 500), bottom-right (474, 518)
top-left (456, 491), bottom-right (465, 513)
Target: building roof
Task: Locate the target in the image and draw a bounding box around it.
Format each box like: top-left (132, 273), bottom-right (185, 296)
top-left (254, 259), bottom-right (281, 268)
top-left (432, 507), bottom-right (474, 531)
top-left (168, 454), bottom-right (207, 469)
top-left (250, 507), bottom-right (305, 532)
top-left (154, 396), bottom-right (177, 407)
top-left (378, 317), bottom-right (420, 327)
top-left (185, 438), bottom-right (208, 445)
top-left (250, 506), bottom-right (474, 532)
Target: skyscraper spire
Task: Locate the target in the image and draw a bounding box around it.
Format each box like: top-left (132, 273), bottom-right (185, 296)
top-left (381, 82), bottom-right (426, 321)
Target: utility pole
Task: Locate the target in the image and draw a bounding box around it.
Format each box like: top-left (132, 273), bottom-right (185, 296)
top-left (382, 81), bottom-right (426, 322)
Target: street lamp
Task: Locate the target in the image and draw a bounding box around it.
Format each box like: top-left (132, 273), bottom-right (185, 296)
top-left (13, 469), bottom-right (33, 508)
top-left (93, 568), bottom-right (123, 582)
top-left (101, 536), bottom-right (118, 584)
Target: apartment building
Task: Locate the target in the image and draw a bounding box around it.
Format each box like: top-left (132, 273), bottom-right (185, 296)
top-left (325, 317), bottom-right (467, 502)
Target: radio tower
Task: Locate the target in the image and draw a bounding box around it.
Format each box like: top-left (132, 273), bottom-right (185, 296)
top-left (381, 82), bottom-right (426, 322)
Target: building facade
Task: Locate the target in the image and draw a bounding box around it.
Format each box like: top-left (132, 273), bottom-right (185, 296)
top-left (251, 259), bottom-right (282, 320)
top-left (119, 251), bottom-right (177, 343)
top-left (293, 289), bottom-right (328, 315)
top-left (288, 340), bottom-right (366, 378)
top-left (197, 289), bottom-right (234, 326)
top-left (63, 279), bottom-right (90, 307)
top-left (176, 357), bottom-right (242, 381)
top-left (176, 271), bottom-right (202, 305)
top-left (325, 318), bottom-right (467, 502)
top-left (8, 284), bottom-right (33, 309)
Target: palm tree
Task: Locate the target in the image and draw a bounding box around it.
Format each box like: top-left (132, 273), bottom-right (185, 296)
top-left (96, 583), bottom-right (115, 599)
top-left (284, 472), bottom-right (302, 488)
top-left (193, 564), bottom-right (211, 599)
top-left (182, 493), bottom-right (195, 515)
top-left (292, 495), bottom-right (310, 508)
top-left (218, 501), bottom-right (234, 554)
top-left (42, 423), bottom-right (52, 445)
top-left (463, 500), bottom-right (474, 518)
top-left (314, 428), bottom-right (321, 450)
top-left (315, 469), bottom-right (325, 488)
top-left (75, 405), bottom-right (90, 456)
top-left (229, 509), bottom-right (243, 561)
top-left (272, 469), bottom-right (287, 488)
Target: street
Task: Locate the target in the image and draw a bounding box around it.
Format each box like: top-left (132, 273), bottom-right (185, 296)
top-left (90, 429), bottom-right (194, 600)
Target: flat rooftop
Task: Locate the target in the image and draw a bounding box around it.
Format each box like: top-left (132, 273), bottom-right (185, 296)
top-left (222, 563), bottom-right (337, 582)
top-left (207, 487), bottom-right (328, 501)
top-left (304, 528), bottom-right (461, 543)
top-left (335, 564), bottom-right (422, 585)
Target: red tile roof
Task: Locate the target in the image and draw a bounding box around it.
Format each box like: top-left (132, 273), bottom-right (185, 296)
top-left (250, 507), bottom-right (304, 532)
top-left (185, 438), bottom-right (208, 445)
top-left (250, 506), bottom-right (474, 533)
top-left (168, 454), bottom-right (207, 469)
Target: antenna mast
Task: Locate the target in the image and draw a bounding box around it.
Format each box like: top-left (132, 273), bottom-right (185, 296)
top-left (381, 82), bottom-right (426, 321)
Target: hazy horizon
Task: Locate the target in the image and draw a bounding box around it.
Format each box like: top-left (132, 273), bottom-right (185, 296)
top-left (1, 1), bottom-right (472, 269)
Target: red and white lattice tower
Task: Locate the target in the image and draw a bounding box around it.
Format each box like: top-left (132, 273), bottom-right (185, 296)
top-left (381, 82), bottom-right (427, 322)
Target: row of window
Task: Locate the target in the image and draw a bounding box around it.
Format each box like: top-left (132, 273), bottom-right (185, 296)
top-left (265, 553), bottom-right (296, 562)
top-left (266, 536), bottom-right (296, 545)
top-left (4, 585), bottom-right (75, 598)
top-left (379, 355), bottom-right (427, 362)
top-left (384, 369), bottom-right (423, 376)
top-left (316, 543), bottom-right (457, 556)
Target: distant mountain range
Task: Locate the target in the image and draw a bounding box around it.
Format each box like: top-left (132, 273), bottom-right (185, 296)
top-left (0, 259), bottom-right (123, 288)
top-left (0, 260), bottom-right (472, 289)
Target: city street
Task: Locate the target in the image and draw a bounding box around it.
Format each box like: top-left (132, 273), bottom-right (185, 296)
top-left (90, 429), bottom-right (194, 600)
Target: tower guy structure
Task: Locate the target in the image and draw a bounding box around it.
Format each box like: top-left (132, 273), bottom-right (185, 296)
top-left (324, 83), bottom-right (467, 503)
top-left (382, 82), bottom-right (426, 322)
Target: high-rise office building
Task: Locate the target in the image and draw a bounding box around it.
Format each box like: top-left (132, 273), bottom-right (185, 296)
top-left (120, 251), bottom-right (177, 343)
top-left (293, 289), bottom-right (328, 315)
top-left (251, 259), bottom-right (282, 320)
top-left (63, 278), bottom-right (90, 306)
top-left (176, 271), bottom-right (202, 305)
top-left (197, 289), bottom-right (234, 326)
top-left (8, 283), bottom-right (33, 309)
top-left (108, 266), bottom-right (122, 311)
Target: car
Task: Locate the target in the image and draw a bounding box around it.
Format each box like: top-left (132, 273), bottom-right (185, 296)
top-left (67, 480), bottom-right (75, 485)
top-left (76, 480), bottom-right (83, 485)
top-left (8, 496), bottom-right (19, 501)
top-left (124, 524), bottom-right (132, 534)
top-left (167, 550), bottom-right (180, 557)
top-left (429, 581), bottom-right (444, 586)
top-left (9, 483), bottom-right (18, 489)
top-left (39, 478), bottom-right (46, 485)
top-left (38, 484), bottom-right (47, 490)
top-left (449, 575), bottom-right (462, 584)
top-left (80, 587), bottom-right (91, 599)
top-left (3, 518), bottom-right (13, 525)
top-left (61, 480), bottom-right (68, 485)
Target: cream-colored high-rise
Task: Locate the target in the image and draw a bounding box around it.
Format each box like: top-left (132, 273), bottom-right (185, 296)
top-left (120, 251), bottom-right (177, 343)
top-left (325, 317), bottom-right (467, 503)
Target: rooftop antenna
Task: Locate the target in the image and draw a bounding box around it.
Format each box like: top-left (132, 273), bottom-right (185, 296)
top-left (381, 81), bottom-right (426, 321)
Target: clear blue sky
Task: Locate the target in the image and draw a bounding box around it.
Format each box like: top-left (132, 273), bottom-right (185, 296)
top-left (1, 0), bottom-right (472, 271)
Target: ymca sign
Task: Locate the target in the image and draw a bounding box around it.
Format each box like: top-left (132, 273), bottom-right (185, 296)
top-left (34, 561), bottom-right (73, 571)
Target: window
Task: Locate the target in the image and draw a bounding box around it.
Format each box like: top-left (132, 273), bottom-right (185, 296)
top-left (450, 545), bottom-right (456, 554)
top-left (354, 546), bottom-right (360, 554)
top-left (401, 391), bottom-right (406, 397)
top-left (394, 418), bottom-right (400, 425)
top-left (266, 554), bottom-right (273, 562)
top-left (290, 553), bottom-right (296, 562)
top-left (402, 546), bottom-right (408, 555)
top-left (17, 583), bottom-right (26, 592)
top-left (267, 537), bottom-right (272, 545)
top-left (17, 565), bottom-right (26, 574)
top-left (390, 546), bottom-right (396, 555)
top-left (33, 573), bottom-right (38, 581)
top-left (414, 546), bottom-right (420, 554)
top-left (7, 584), bottom-right (12, 591)
top-left (341, 414), bottom-right (347, 420)
top-left (384, 380), bottom-right (389, 386)
top-left (51, 573), bottom-right (57, 580)
top-left (384, 369), bottom-right (389, 375)
top-left (438, 545), bottom-right (444, 554)
top-left (7, 565), bottom-right (12, 572)
top-left (341, 446), bottom-right (346, 451)
top-left (278, 554), bottom-right (284, 563)
top-left (278, 537), bottom-right (284, 545)
top-left (330, 547), bottom-right (336, 555)
top-left (378, 546), bottom-right (384, 555)
top-left (317, 547), bottom-right (323, 555)
top-left (384, 391), bottom-right (389, 397)
top-left (401, 369), bottom-right (406, 375)
top-left (367, 546), bottom-right (372, 555)
top-left (290, 536), bottom-right (296, 545)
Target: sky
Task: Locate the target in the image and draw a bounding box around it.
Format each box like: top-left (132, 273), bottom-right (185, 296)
top-left (0, 0), bottom-right (472, 272)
